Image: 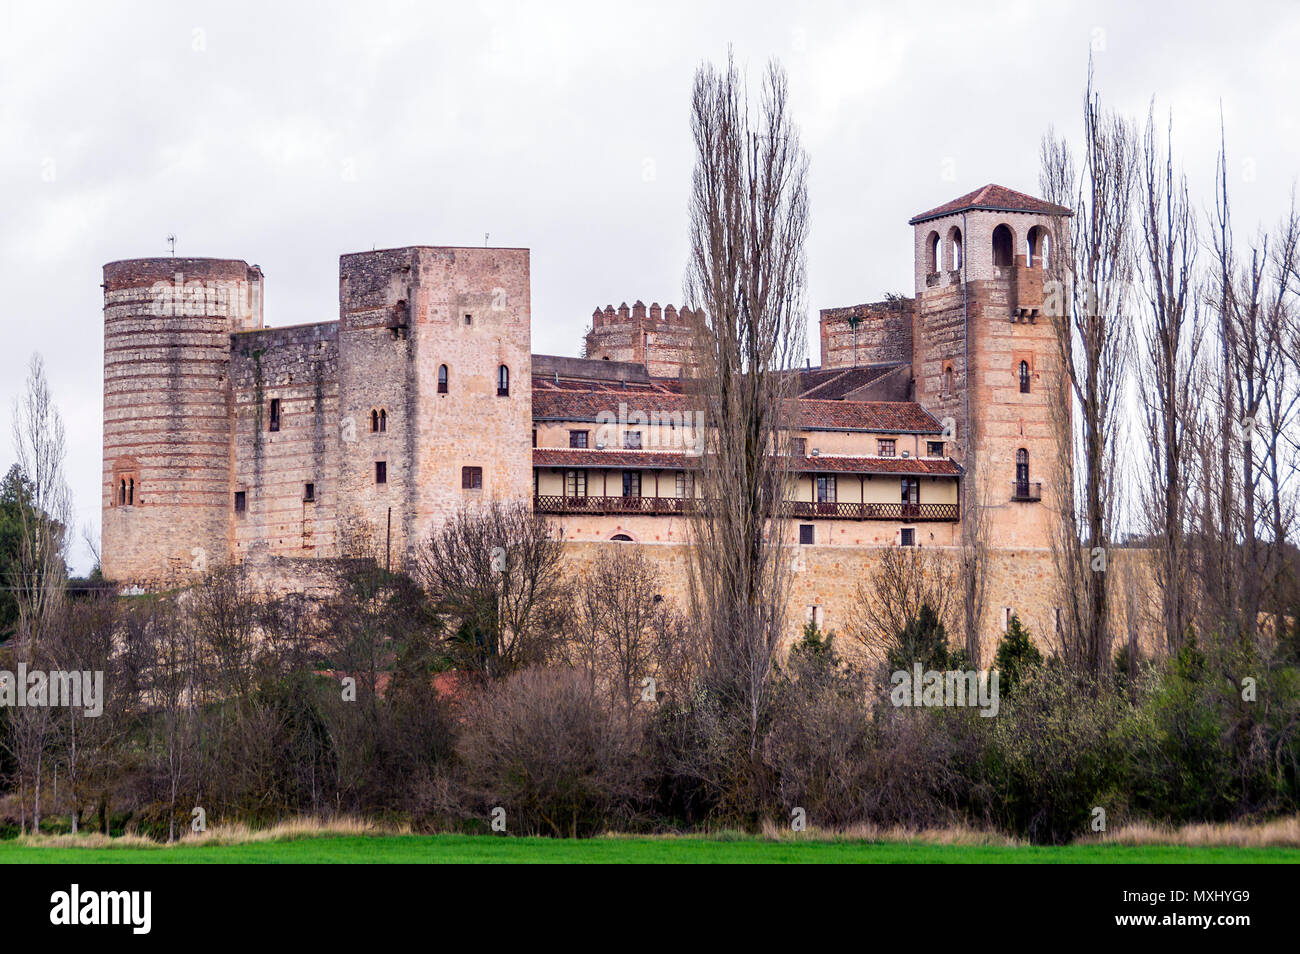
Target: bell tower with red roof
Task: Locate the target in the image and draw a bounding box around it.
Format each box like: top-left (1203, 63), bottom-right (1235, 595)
top-left (908, 184), bottom-right (1071, 550)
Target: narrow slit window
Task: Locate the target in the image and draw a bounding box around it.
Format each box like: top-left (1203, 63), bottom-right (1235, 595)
top-left (438, 364), bottom-right (448, 393)
top-left (375, 461), bottom-right (387, 484)
top-left (269, 398), bottom-right (281, 432)
top-left (234, 491), bottom-right (246, 513)
top-left (497, 365), bottom-right (510, 397)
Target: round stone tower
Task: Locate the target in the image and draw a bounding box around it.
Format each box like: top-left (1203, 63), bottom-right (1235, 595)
top-left (101, 257), bottom-right (263, 586)
top-left (584, 300), bottom-right (696, 378)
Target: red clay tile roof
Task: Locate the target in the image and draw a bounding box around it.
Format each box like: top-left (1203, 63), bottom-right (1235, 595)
top-left (909, 183), bottom-right (1072, 225)
top-left (533, 447), bottom-right (960, 477)
top-left (532, 390), bottom-right (698, 422)
top-left (534, 448), bottom-right (695, 470)
top-left (793, 399), bottom-right (942, 433)
top-left (532, 388), bottom-right (943, 434)
top-left (794, 455), bottom-right (961, 476)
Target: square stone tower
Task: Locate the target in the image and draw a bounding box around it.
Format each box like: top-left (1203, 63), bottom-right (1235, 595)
top-left (337, 246), bottom-right (533, 567)
top-left (909, 185), bottom-right (1070, 549)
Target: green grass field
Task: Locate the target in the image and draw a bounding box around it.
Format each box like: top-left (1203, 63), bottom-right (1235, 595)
top-left (2, 834), bottom-right (1298, 863)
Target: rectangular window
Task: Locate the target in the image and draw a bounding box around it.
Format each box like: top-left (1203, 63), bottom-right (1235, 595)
top-left (269, 398), bottom-right (281, 432)
top-left (462, 466), bottom-right (483, 490)
top-left (570, 430), bottom-right (589, 448)
top-left (532, 429), bottom-right (537, 448)
top-left (799, 524), bottom-right (815, 545)
top-left (791, 437), bottom-right (807, 456)
top-left (624, 431), bottom-right (642, 449)
top-left (304, 482), bottom-right (315, 503)
top-left (675, 471), bottom-right (694, 498)
top-left (927, 441), bottom-right (944, 457)
top-left (900, 528), bottom-right (915, 547)
top-left (878, 438), bottom-right (895, 457)
top-left (816, 475), bottom-right (837, 503)
top-left (375, 461), bottom-right (387, 484)
top-left (464, 313), bottom-right (472, 325)
top-left (622, 471), bottom-right (641, 497)
top-left (234, 491), bottom-right (246, 513)
top-left (564, 469), bottom-right (586, 497)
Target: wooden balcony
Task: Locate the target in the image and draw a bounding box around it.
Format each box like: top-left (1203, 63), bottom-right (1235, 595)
top-left (534, 495), bottom-right (959, 522)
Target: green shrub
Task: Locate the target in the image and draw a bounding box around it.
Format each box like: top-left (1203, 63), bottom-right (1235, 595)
top-left (993, 614), bottom-right (1042, 698)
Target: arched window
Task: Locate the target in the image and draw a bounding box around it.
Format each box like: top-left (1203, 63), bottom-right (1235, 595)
top-left (943, 366), bottom-right (954, 396)
top-left (610, 533), bottom-right (633, 542)
top-left (119, 479), bottom-right (126, 506)
top-left (926, 231), bottom-right (940, 273)
top-left (497, 364), bottom-right (510, 397)
top-left (1019, 360), bottom-right (1030, 393)
top-left (948, 226), bottom-right (963, 270)
top-left (437, 364), bottom-right (448, 394)
top-left (992, 224), bottom-right (1014, 267)
top-left (1015, 448), bottom-right (1030, 497)
top-left (128, 478), bottom-right (134, 506)
top-left (1027, 225), bottom-right (1050, 269)
top-left (379, 409), bottom-right (387, 432)
top-left (370, 409), bottom-right (379, 433)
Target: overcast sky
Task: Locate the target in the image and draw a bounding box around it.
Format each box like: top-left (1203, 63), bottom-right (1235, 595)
top-left (2, 0), bottom-right (1297, 573)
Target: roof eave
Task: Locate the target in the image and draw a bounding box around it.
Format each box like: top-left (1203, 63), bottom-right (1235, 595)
top-left (908, 204), bottom-right (1074, 226)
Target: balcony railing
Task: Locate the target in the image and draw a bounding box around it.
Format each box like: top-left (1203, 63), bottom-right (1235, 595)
top-left (535, 495), bottom-right (690, 516)
top-left (1012, 481), bottom-right (1042, 502)
top-left (534, 495), bottom-right (959, 522)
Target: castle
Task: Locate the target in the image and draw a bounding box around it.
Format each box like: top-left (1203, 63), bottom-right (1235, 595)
top-left (101, 184), bottom-right (1081, 650)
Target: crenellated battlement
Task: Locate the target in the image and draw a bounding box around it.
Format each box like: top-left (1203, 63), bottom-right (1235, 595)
top-left (589, 300), bottom-right (697, 329)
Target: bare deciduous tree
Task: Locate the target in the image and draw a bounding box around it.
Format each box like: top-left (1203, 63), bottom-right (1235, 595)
top-left (683, 52), bottom-right (809, 757)
top-left (415, 500), bottom-right (568, 677)
top-left (5, 353), bottom-right (73, 830)
top-left (1136, 104), bottom-right (1202, 657)
top-left (846, 545), bottom-right (956, 665)
top-left (563, 547), bottom-right (694, 715)
top-left (1040, 66), bottom-right (1138, 676)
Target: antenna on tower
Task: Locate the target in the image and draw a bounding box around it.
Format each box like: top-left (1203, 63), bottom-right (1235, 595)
top-left (484, 232), bottom-right (489, 247)
top-left (166, 233), bottom-right (177, 256)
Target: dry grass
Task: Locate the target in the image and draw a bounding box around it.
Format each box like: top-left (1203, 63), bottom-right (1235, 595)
top-left (1097, 816), bottom-right (1300, 848)
top-left (14, 814), bottom-right (1300, 850)
top-left (15, 815), bottom-right (406, 850)
top-left (755, 819), bottom-right (1023, 846)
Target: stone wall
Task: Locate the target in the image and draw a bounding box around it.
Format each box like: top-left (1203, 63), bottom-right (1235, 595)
top-left (102, 257), bottom-right (263, 587)
top-left (230, 321), bottom-right (340, 563)
top-left (559, 539), bottom-right (1160, 663)
top-left (819, 298), bottom-right (914, 369)
top-left (584, 300), bottom-right (696, 379)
